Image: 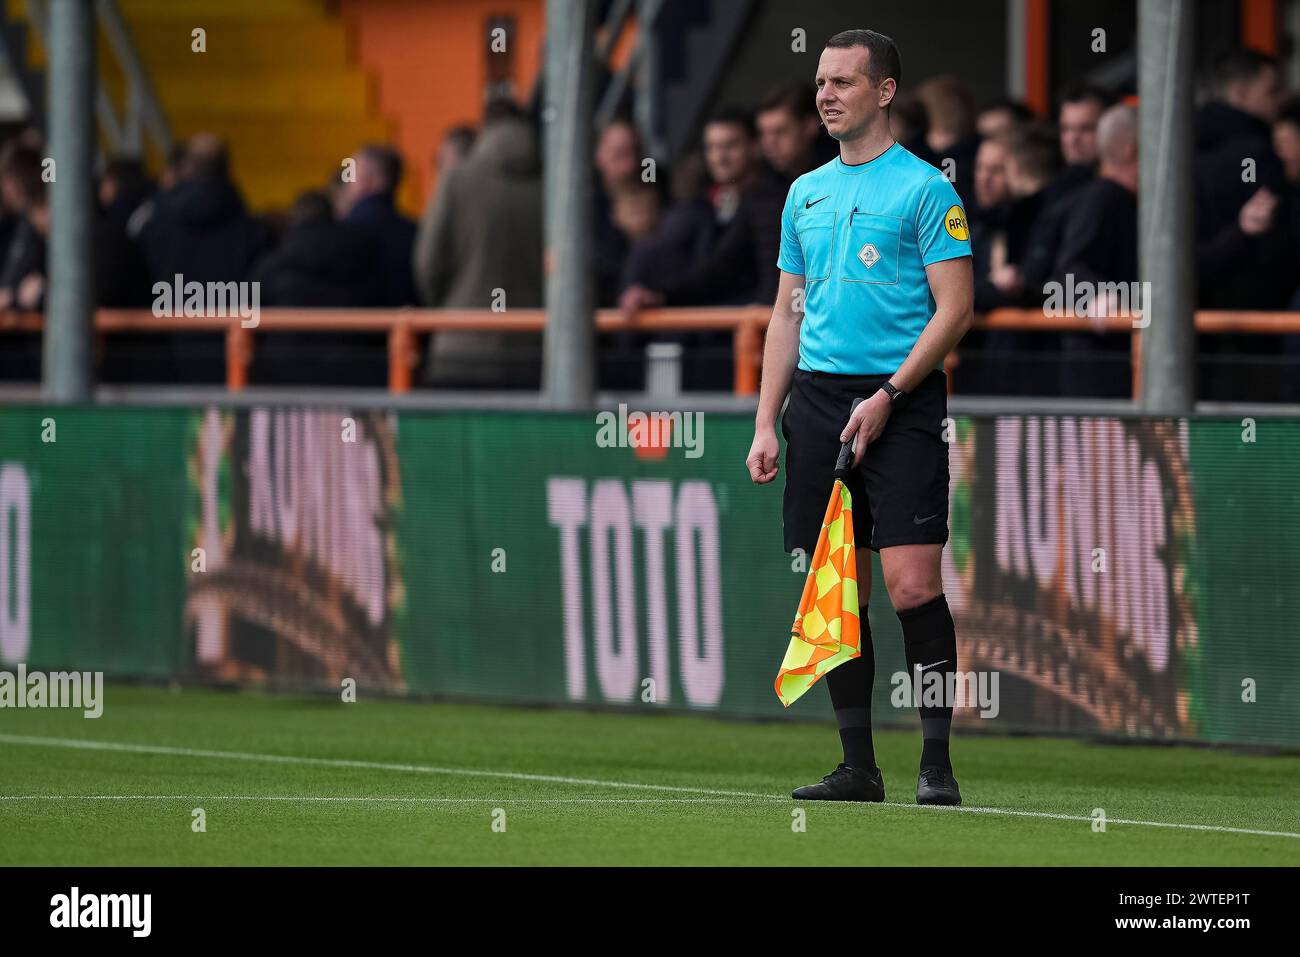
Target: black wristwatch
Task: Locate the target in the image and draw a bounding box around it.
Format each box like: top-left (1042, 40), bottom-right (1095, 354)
top-left (879, 380), bottom-right (906, 405)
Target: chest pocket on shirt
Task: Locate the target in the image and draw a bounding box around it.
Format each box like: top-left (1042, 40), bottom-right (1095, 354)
top-left (842, 212), bottom-right (901, 285)
top-left (794, 210), bottom-right (836, 282)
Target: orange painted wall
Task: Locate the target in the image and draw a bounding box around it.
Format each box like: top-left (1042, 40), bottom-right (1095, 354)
top-left (339, 0), bottom-right (545, 216)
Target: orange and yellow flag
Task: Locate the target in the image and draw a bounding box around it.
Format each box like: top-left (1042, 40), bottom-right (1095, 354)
top-left (774, 478), bottom-right (860, 707)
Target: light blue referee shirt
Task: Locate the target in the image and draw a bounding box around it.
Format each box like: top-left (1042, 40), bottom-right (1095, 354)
top-left (777, 142), bottom-right (971, 374)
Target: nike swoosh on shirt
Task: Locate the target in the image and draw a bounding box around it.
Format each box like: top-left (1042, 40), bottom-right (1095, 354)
top-left (804, 196), bottom-right (829, 209)
top-left (913, 512), bottom-right (940, 525)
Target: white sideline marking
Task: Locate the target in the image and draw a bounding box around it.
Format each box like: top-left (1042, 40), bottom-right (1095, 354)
top-left (880, 802), bottom-right (1300, 839)
top-left (2, 733), bottom-right (1297, 839)
top-left (0, 733), bottom-right (773, 798)
top-left (0, 795), bottom-right (762, 804)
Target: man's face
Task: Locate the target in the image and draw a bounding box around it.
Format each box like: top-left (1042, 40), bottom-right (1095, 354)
top-left (815, 45), bottom-right (890, 142)
top-left (756, 107), bottom-right (816, 176)
top-left (978, 106), bottom-right (1018, 140)
top-left (1059, 99), bottom-right (1103, 165)
top-left (1004, 154), bottom-right (1043, 198)
top-left (1236, 65), bottom-right (1283, 123)
top-left (703, 121), bottom-right (756, 186)
top-left (974, 139), bottom-right (1009, 209)
top-left (595, 123), bottom-right (641, 190)
top-left (612, 190), bottom-right (659, 240)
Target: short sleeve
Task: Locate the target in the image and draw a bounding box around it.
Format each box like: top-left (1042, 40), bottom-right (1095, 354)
top-left (776, 183), bottom-right (804, 275)
top-left (915, 173), bottom-right (972, 266)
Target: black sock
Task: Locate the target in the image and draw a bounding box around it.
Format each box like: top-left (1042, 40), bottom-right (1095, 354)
top-left (824, 605), bottom-right (875, 769)
top-left (898, 594), bottom-right (956, 771)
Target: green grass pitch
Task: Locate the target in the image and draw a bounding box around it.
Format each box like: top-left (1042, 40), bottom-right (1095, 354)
top-left (1, 684), bottom-right (1297, 866)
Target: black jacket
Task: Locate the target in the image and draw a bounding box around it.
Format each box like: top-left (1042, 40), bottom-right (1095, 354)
top-left (1052, 177), bottom-right (1138, 285)
top-left (657, 168), bottom-right (790, 306)
top-left (621, 198), bottom-right (729, 297)
top-left (345, 193), bottom-right (417, 306)
top-left (252, 220), bottom-right (380, 307)
top-left (1193, 101), bottom-right (1296, 309)
top-left (0, 217), bottom-right (44, 297)
top-left (137, 176), bottom-right (269, 284)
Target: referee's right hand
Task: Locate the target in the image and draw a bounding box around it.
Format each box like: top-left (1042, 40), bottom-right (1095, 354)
top-left (746, 427), bottom-right (780, 484)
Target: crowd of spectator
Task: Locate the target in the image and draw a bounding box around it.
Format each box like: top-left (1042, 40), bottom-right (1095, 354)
top-left (609, 47), bottom-right (1300, 400)
top-left (1, 46), bottom-right (1299, 398)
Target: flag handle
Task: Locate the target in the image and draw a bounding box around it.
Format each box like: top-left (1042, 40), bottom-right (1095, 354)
top-left (834, 397), bottom-right (866, 479)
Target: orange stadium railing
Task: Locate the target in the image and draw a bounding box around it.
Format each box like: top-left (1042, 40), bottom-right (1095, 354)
top-left (1, 307), bottom-right (1298, 398)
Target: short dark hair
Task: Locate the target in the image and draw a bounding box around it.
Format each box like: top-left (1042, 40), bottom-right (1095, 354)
top-left (1003, 126), bottom-right (1060, 182)
top-left (824, 29), bottom-right (901, 89)
top-left (183, 135), bottom-right (231, 180)
top-left (704, 106), bottom-right (756, 138)
top-left (982, 98), bottom-right (1036, 125)
top-left (757, 84), bottom-right (818, 120)
top-left (357, 143), bottom-right (403, 194)
top-left (0, 144), bottom-right (44, 207)
top-left (289, 190), bottom-right (334, 227)
top-left (1212, 48), bottom-right (1278, 92)
top-left (1059, 84), bottom-right (1112, 112)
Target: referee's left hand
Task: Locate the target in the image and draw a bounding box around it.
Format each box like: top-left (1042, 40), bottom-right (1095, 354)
top-left (840, 391), bottom-right (892, 468)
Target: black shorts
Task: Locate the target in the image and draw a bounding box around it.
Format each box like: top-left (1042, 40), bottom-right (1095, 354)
top-left (781, 368), bottom-right (950, 554)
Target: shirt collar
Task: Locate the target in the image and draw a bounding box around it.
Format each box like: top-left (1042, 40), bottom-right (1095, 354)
top-left (834, 141), bottom-right (899, 175)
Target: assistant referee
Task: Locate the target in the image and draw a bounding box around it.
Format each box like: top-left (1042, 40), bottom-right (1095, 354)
top-left (745, 29), bottom-right (974, 805)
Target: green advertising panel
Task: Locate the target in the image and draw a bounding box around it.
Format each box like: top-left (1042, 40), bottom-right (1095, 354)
top-left (0, 408), bottom-right (189, 676)
top-left (0, 405), bottom-right (1294, 746)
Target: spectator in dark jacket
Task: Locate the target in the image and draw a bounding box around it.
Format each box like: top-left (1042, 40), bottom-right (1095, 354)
top-left (964, 129), bottom-right (1063, 395)
top-left (620, 170), bottom-right (700, 292)
top-left (619, 86), bottom-right (823, 315)
top-left (1013, 88), bottom-right (1111, 302)
top-left (1274, 100), bottom-right (1300, 308)
top-left (136, 133), bottom-right (268, 286)
top-left (253, 191), bottom-right (377, 307)
top-left (0, 141), bottom-right (30, 270)
top-left (1051, 86), bottom-right (1108, 198)
top-left (969, 134), bottom-right (1013, 310)
top-left (247, 191), bottom-right (383, 386)
top-left (0, 145), bottom-right (45, 306)
top-left (593, 116), bottom-right (644, 307)
top-left (99, 158), bottom-right (153, 234)
top-left (94, 158), bottom-right (153, 309)
top-left (915, 74), bottom-right (980, 204)
top-left (1050, 104), bottom-right (1139, 398)
top-left (622, 152), bottom-right (718, 289)
top-left (130, 134), bottom-right (269, 381)
top-left (1193, 49), bottom-right (1294, 401)
top-left (989, 127), bottom-right (1062, 304)
top-left (0, 156), bottom-right (47, 312)
top-left (614, 114), bottom-right (763, 391)
top-left (1271, 100), bottom-right (1300, 398)
top-left (337, 143), bottom-right (417, 306)
top-left (1194, 50), bottom-right (1292, 309)
top-left (621, 108), bottom-right (760, 299)
top-left (0, 145), bottom-right (46, 380)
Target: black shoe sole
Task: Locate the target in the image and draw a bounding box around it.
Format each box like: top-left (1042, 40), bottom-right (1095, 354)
top-left (790, 792), bottom-right (887, 803)
top-left (790, 785), bottom-right (886, 803)
top-left (916, 790), bottom-right (961, 806)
